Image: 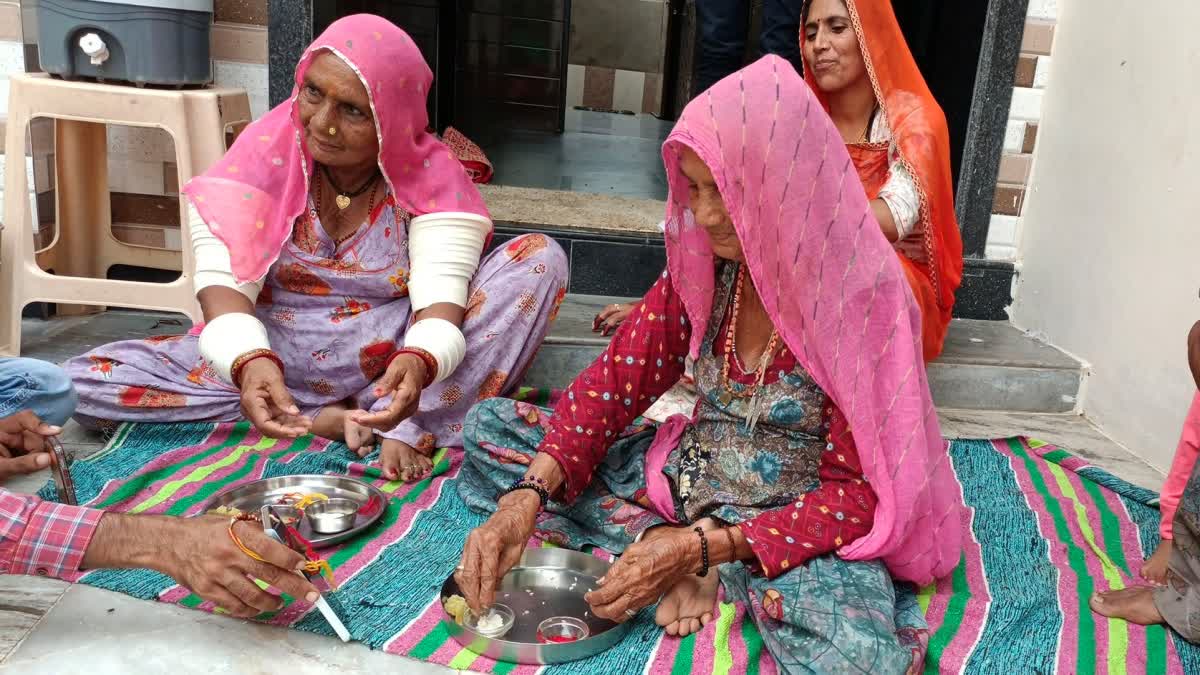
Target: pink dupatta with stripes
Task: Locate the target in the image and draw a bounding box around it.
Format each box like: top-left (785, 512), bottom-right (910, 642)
top-left (182, 15), bottom-right (489, 284)
top-left (662, 56), bottom-right (962, 584)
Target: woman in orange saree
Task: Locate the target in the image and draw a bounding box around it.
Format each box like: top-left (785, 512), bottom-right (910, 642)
top-left (801, 0), bottom-right (962, 361)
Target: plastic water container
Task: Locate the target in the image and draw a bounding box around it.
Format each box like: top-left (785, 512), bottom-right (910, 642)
top-left (30, 0), bottom-right (213, 87)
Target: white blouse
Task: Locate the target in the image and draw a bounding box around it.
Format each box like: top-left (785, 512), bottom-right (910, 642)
top-left (867, 110), bottom-right (927, 263)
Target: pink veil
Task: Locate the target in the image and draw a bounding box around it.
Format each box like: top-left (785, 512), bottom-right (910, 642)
top-left (663, 56), bottom-right (962, 583)
top-left (182, 14), bottom-right (490, 283)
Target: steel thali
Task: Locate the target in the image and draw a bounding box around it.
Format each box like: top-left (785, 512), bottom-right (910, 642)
top-left (440, 548), bottom-right (631, 664)
top-left (204, 474), bottom-right (387, 548)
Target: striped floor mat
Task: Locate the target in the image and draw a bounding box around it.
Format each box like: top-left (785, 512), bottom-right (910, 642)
top-left (42, 423), bottom-right (1198, 673)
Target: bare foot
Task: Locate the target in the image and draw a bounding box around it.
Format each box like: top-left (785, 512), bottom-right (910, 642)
top-left (1141, 539), bottom-right (1173, 585)
top-left (380, 438), bottom-right (432, 482)
top-left (1090, 586), bottom-right (1166, 625)
top-left (652, 517), bottom-right (719, 637)
top-left (311, 404), bottom-right (376, 455)
top-left (655, 570), bottom-right (719, 637)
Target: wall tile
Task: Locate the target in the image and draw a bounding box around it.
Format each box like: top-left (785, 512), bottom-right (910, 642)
top-left (992, 184), bottom-right (1025, 217)
top-left (215, 0), bottom-right (267, 25)
top-left (1026, 0), bottom-right (1057, 21)
top-left (1004, 120), bottom-right (1027, 153)
top-left (1009, 87), bottom-right (1044, 121)
top-left (1022, 123), bottom-right (1039, 154)
top-left (1034, 55), bottom-right (1052, 88)
top-left (0, 3), bottom-right (21, 42)
top-left (213, 60), bottom-right (269, 119)
top-left (612, 68), bottom-right (645, 113)
top-left (987, 214), bottom-right (1020, 247)
top-left (1021, 19), bottom-right (1055, 56)
top-left (582, 66), bottom-right (615, 109)
top-left (1014, 54), bottom-right (1037, 88)
top-left (997, 153), bottom-right (1032, 184)
top-left (211, 23), bottom-right (268, 64)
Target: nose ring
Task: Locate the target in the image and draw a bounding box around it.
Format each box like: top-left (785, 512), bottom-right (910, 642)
top-left (328, 127), bottom-right (337, 136)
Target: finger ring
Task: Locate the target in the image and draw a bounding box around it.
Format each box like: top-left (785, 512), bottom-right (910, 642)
top-left (624, 608), bottom-right (637, 619)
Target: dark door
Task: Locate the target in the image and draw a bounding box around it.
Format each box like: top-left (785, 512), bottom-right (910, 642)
top-left (891, 0), bottom-right (989, 191)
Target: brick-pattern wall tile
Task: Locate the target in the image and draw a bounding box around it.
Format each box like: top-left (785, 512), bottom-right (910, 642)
top-left (1023, 123), bottom-right (1039, 154)
top-left (1014, 55), bottom-right (1037, 88)
top-left (1021, 20), bottom-right (1055, 56)
top-left (993, 184), bottom-right (1025, 217)
top-left (1034, 55), bottom-right (1052, 89)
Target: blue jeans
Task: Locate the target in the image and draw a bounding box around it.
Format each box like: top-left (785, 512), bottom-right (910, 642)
top-left (0, 358), bottom-right (78, 426)
top-left (695, 0), bottom-right (804, 96)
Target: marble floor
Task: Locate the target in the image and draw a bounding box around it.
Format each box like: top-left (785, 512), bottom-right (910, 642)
top-left (474, 109), bottom-right (675, 201)
top-left (0, 312), bottom-right (1168, 673)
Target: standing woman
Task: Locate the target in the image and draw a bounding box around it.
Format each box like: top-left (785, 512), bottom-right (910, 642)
top-left (801, 0), bottom-right (962, 360)
top-left (67, 15), bottom-right (568, 481)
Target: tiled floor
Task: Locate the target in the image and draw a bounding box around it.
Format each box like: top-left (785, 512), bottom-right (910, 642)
top-left (475, 109), bottom-right (674, 201)
top-left (0, 311), bottom-right (1166, 672)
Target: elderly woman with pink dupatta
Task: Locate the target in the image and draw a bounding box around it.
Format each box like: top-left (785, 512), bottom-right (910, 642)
top-left (453, 57), bottom-right (962, 673)
top-left (66, 15), bottom-right (568, 482)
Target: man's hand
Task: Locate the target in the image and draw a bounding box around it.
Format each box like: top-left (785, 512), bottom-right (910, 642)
top-left (0, 411), bottom-right (60, 480)
top-left (83, 514), bottom-right (320, 618)
top-left (0, 410), bottom-right (60, 457)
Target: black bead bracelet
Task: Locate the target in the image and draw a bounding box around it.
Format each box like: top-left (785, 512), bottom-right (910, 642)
top-left (503, 479), bottom-right (551, 509)
top-left (694, 526), bottom-right (710, 577)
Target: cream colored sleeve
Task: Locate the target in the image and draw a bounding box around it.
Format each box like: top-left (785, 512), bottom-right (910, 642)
top-left (407, 212), bottom-right (492, 310)
top-left (878, 159), bottom-right (922, 240)
top-left (187, 201), bottom-right (265, 302)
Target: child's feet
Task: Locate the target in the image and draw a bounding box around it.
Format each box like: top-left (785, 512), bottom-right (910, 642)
top-left (1141, 539), bottom-right (1173, 585)
top-left (380, 438), bottom-right (433, 482)
top-left (1090, 586), bottom-right (1165, 626)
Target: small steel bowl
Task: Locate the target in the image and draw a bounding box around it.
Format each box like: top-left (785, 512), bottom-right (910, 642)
top-left (536, 616), bottom-right (589, 644)
top-left (467, 603), bottom-right (515, 639)
top-left (304, 498), bottom-right (359, 534)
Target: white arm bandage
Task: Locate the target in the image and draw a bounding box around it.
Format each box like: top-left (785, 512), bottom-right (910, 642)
top-left (404, 318), bottom-right (466, 384)
top-left (187, 201), bottom-right (265, 302)
top-left (406, 212), bottom-right (491, 311)
top-left (198, 312), bottom-right (272, 383)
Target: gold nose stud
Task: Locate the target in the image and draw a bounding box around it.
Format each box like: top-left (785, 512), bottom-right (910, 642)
top-left (328, 127), bottom-right (337, 136)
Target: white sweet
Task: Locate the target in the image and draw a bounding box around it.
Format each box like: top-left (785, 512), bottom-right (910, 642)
top-left (476, 610), bottom-right (505, 633)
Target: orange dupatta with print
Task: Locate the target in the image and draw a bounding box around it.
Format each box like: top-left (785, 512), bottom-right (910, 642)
top-left (801, 0), bottom-right (963, 361)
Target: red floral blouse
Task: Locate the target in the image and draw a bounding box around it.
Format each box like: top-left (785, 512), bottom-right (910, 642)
top-left (537, 270), bottom-right (876, 577)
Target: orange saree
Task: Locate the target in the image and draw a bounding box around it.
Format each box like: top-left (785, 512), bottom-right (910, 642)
top-left (802, 0), bottom-right (963, 361)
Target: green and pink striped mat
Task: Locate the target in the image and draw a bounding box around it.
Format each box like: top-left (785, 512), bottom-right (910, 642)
top-left (44, 419), bottom-right (1198, 673)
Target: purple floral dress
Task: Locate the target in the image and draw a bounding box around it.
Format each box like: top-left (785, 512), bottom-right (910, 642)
top-left (66, 192), bottom-right (568, 449)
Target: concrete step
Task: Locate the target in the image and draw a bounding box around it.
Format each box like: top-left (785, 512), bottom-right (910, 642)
top-left (524, 294), bottom-right (1085, 414)
top-left (19, 293), bottom-right (1084, 414)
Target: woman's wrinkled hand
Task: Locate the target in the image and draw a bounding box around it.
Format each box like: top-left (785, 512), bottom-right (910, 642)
top-left (239, 359), bottom-right (311, 438)
top-left (351, 354), bottom-right (426, 432)
top-left (455, 490), bottom-right (540, 612)
top-left (593, 303), bottom-right (635, 337)
top-left (585, 530), bottom-right (700, 622)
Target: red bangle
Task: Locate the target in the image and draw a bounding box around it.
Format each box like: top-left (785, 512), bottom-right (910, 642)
top-left (231, 349), bottom-right (285, 388)
top-left (387, 347), bottom-right (438, 388)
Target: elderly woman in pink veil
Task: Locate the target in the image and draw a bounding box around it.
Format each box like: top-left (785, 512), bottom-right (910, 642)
top-left (453, 56), bottom-right (962, 673)
top-left (66, 15), bottom-right (568, 482)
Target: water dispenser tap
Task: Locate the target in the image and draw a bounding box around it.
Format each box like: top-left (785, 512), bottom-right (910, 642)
top-left (79, 33), bottom-right (110, 66)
